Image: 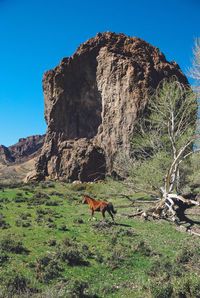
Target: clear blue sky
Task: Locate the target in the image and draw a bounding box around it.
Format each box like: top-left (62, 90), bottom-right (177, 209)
top-left (0, 0), bottom-right (200, 146)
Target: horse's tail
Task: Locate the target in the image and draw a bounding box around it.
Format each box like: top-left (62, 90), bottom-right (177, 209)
top-left (108, 203), bottom-right (117, 214)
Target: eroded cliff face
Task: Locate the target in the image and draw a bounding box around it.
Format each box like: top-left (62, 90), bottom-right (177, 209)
top-left (34, 31), bottom-right (188, 182)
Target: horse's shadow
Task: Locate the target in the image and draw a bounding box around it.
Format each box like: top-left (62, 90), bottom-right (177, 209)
top-left (113, 222), bottom-right (132, 228)
top-left (175, 201), bottom-right (200, 229)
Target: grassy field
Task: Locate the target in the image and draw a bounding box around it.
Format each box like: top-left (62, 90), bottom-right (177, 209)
top-left (0, 180), bottom-right (200, 297)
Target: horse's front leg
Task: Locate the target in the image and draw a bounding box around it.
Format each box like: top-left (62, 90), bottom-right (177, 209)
top-left (89, 209), bottom-right (96, 221)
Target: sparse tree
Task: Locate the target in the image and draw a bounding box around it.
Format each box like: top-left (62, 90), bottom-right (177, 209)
top-left (188, 38), bottom-right (200, 90)
top-left (114, 77), bottom-right (200, 222)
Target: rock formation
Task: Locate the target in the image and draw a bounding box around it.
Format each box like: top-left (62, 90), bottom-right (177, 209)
top-left (33, 31), bottom-right (189, 182)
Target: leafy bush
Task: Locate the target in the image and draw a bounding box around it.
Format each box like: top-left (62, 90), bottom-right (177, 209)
top-left (36, 208), bottom-right (49, 215)
top-left (58, 224), bottom-right (68, 231)
top-left (0, 219), bottom-right (10, 229)
top-left (56, 238), bottom-right (90, 266)
top-left (147, 259), bottom-right (183, 279)
top-left (14, 196), bottom-right (27, 203)
top-left (46, 182), bottom-right (55, 188)
top-left (81, 244), bottom-right (93, 259)
top-left (0, 236), bottom-right (29, 254)
top-left (36, 260), bottom-right (62, 283)
top-left (92, 220), bottom-right (113, 233)
top-left (35, 255), bottom-right (63, 283)
top-left (95, 251), bottom-right (104, 263)
top-left (70, 183), bottom-right (87, 192)
top-left (106, 247), bottom-right (126, 265)
top-left (48, 222), bottom-right (57, 229)
top-left (45, 200), bottom-right (60, 206)
top-left (48, 239), bottom-right (57, 246)
top-left (100, 283), bottom-right (119, 296)
top-left (173, 275), bottom-right (200, 297)
top-left (15, 219), bottom-right (22, 227)
top-left (22, 221), bottom-right (31, 228)
top-left (57, 245), bottom-right (88, 266)
top-left (149, 282), bottom-right (173, 298)
top-left (176, 246), bottom-right (200, 265)
top-left (2, 271), bottom-right (37, 296)
top-left (27, 191), bottom-right (50, 205)
top-left (0, 251), bottom-right (8, 265)
top-left (134, 241), bottom-right (151, 256)
top-left (0, 197), bottom-right (9, 203)
top-left (66, 279), bottom-right (89, 297)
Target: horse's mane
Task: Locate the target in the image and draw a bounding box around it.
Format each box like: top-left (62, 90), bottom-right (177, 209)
top-left (84, 195), bottom-right (95, 201)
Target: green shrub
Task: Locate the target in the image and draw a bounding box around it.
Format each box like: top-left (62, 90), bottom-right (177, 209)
top-left (95, 251), bottom-right (104, 263)
top-left (36, 255), bottom-right (63, 284)
top-left (0, 236), bottom-right (29, 254)
top-left (0, 251), bottom-right (8, 265)
top-left (100, 283), bottom-right (119, 296)
top-left (48, 239), bottom-right (57, 246)
top-left (150, 282), bottom-right (173, 298)
top-left (2, 271), bottom-right (36, 295)
top-left (56, 238), bottom-right (90, 266)
top-left (0, 219), bottom-right (10, 229)
top-left (15, 219), bottom-right (22, 227)
top-left (176, 247), bottom-right (194, 264)
top-left (14, 196), bottom-right (26, 203)
top-left (45, 200), bottom-right (59, 206)
top-left (36, 208), bottom-right (48, 215)
top-left (106, 245), bottom-right (127, 265)
top-left (48, 222), bottom-right (57, 229)
top-left (176, 246), bottom-right (200, 265)
top-left (70, 183), bottom-right (87, 192)
top-left (0, 197), bottom-right (9, 203)
top-left (147, 259), bottom-right (183, 279)
top-left (134, 241), bottom-right (151, 256)
top-left (81, 244), bottom-right (93, 259)
top-left (22, 221), bottom-right (31, 228)
top-left (67, 279), bottom-right (89, 297)
top-left (173, 275), bottom-right (200, 297)
top-left (57, 246), bottom-right (88, 266)
top-left (46, 182), bottom-right (55, 188)
top-left (58, 224), bottom-right (68, 231)
top-left (16, 192), bottom-right (23, 196)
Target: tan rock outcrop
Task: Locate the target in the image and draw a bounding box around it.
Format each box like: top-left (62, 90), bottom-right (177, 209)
top-left (34, 31), bottom-right (188, 182)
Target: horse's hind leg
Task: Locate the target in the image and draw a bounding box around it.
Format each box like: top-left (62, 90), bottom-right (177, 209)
top-left (107, 209), bottom-right (114, 222)
top-left (102, 210), bottom-right (106, 220)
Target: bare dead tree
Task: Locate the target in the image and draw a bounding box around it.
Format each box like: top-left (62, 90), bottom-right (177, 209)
top-left (188, 38), bottom-right (200, 91)
top-left (114, 77), bottom-right (200, 223)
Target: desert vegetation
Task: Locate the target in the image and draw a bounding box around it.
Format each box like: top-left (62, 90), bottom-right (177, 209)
top-left (0, 179), bottom-right (200, 297)
top-left (114, 74), bottom-right (200, 228)
top-left (1, 37), bottom-right (200, 298)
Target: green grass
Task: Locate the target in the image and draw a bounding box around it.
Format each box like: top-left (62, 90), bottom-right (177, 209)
top-left (0, 180), bottom-right (200, 297)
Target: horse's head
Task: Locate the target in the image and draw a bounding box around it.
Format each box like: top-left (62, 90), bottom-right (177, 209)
top-left (82, 196), bottom-right (87, 204)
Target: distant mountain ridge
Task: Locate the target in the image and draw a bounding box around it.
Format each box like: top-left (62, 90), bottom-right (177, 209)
top-left (0, 135), bottom-right (45, 167)
top-left (0, 135), bottom-right (45, 183)
top-left (0, 134), bottom-right (45, 166)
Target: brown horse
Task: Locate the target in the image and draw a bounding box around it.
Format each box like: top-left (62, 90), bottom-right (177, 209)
top-left (82, 195), bottom-right (117, 221)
